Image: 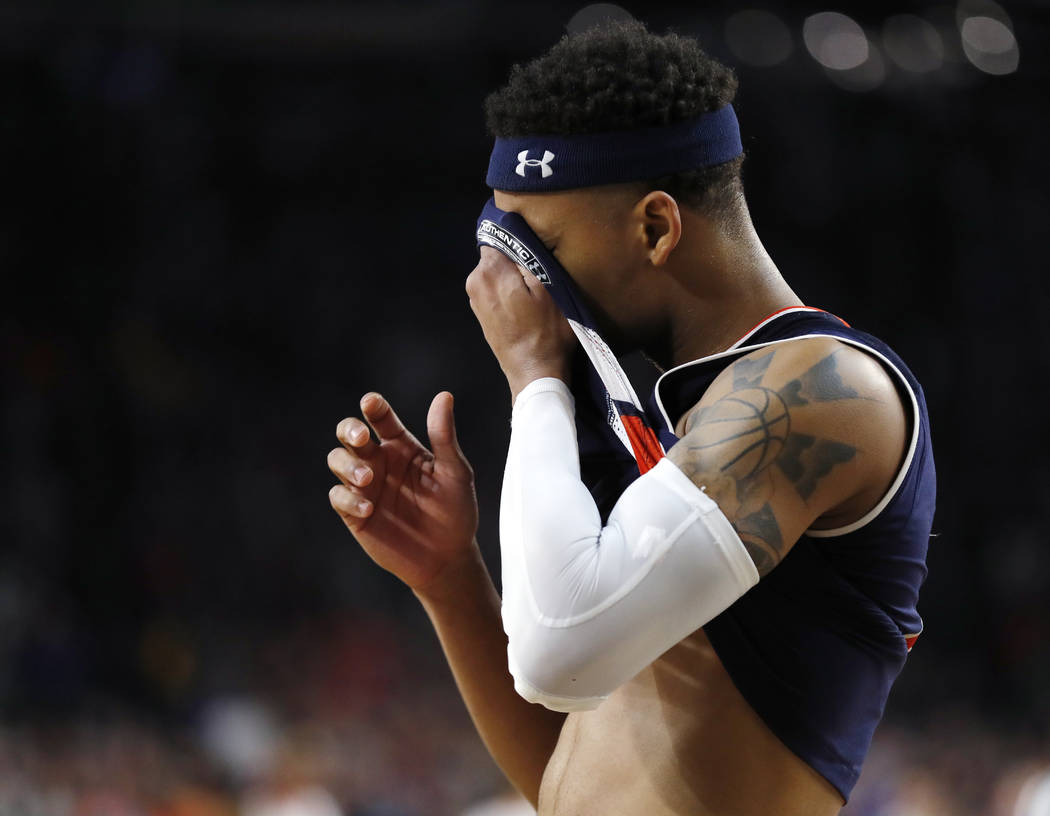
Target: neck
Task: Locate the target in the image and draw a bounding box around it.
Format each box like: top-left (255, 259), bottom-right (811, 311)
top-left (655, 205), bottom-right (802, 369)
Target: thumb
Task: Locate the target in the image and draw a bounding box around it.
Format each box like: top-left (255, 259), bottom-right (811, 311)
top-left (427, 391), bottom-right (470, 472)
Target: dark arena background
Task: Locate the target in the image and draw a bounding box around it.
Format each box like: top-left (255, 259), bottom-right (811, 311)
top-left (2, 1), bottom-right (1048, 814)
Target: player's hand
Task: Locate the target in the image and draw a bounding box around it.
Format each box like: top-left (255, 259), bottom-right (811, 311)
top-left (327, 391), bottom-right (479, 596)
top-left (466, 246), bottom-right (575, 401)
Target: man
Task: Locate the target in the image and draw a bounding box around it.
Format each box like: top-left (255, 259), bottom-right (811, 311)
top-left (327, 22), bottom-right (934, 816)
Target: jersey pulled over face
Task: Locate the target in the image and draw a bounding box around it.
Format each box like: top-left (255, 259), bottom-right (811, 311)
top-left (492, 186), bottom-right (668, 354)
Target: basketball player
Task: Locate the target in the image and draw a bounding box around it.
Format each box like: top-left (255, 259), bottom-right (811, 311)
top-left (327, 23), bottom-right (934, 816)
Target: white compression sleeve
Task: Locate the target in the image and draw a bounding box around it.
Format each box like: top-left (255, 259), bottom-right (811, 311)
top-left (500, 378), bottom-right (760, 713)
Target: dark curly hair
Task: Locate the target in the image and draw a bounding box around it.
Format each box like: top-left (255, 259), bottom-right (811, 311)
top-left (485, 20), bottom-right (744, 219)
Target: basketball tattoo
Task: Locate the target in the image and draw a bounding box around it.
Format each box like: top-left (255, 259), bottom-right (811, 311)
top-left (674, 348), bottom-right (862, 576)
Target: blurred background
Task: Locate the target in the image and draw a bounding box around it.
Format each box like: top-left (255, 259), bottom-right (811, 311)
top-left (2, 0), bottom-right (1048, 814)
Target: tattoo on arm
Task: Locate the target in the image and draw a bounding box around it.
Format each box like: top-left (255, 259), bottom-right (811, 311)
top-left (775, 434), bottom-right (857, 500)
top-left (673, 349), bottom-right (861, 577)
top-left (732, 350), bottom-right (775, 389)
top-left (781, 349), bottom-right (861, 406)
top-left (736, 504), bottom-right (783, 576)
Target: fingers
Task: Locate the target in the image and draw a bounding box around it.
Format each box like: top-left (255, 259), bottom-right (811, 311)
top-left (330, 402), bottom-right (385, 530)
top-left (467, 248), bottom-right (532, 300)
top-left (328, 483), bottom-right (373, 522)
top-left (327, 445), bottom-right (374, 489)
top-left (335, 393), bottom-right (410, 459)
top-left (360, 392), bottom-right (409, 442)
top-left (426, 391), bottom-right (471, 477)
top-left (329, 392), bottom-right (415, 530)
top-left (336, 415), bottom-right (377, 459)
top-left (465, 256), bottom-right (534, 345)
top-left (520, 265), bottom-right (546, 294)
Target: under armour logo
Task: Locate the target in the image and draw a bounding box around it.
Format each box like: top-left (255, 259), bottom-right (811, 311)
top-left (516, 149), bottom-right (555, 178)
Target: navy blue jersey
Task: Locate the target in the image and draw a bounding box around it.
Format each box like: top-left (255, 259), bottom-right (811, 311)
top-left (643, 306), bottom-right (936, 800)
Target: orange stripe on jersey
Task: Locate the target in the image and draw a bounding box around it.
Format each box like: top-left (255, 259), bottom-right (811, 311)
top-left (904, 633), bottom-right (920, 651)
top-left (620, 414), bottom-right (665, 474)
top-left (739, 306), bottom-right (852, 343)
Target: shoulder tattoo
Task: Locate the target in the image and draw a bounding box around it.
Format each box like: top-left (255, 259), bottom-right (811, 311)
top-left (674, 348), bottom-right (862, 576)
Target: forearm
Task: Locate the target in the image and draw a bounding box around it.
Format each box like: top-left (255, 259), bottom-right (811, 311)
top-left (501, 378), bottom-right (758, 710)
top-left (415, 546), bottom-right (566, 807)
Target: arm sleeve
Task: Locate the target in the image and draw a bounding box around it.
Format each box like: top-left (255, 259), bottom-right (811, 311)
top-left (499, 378), bottom-right (760, 712)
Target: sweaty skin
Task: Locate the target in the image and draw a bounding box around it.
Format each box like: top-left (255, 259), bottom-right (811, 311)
top-left (329, 184), bottom-right (908, 815)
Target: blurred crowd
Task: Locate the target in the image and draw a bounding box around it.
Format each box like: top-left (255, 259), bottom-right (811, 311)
top-left (1, 614), bottom-right (1050, 816)
top-left (0, 612), bottom-right (508, 816)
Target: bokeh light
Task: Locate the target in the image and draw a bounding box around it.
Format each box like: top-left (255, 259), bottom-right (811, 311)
top-left (803, 12), bottom-right (869, 71)
top-left (955, 0), bottom-right (1013, 30)
top-left (882, 14), bottom-right (945, 74)
top-left (960, 15), bottom-right (1019, 75)
top-left (826, 41), bottom-right (886, 92)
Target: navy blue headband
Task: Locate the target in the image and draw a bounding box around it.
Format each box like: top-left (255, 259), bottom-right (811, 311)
top-left (486, 105), bottom-right (742, 192)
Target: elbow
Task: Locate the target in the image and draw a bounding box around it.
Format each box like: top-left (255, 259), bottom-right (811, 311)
top-left (507, 628), bottom-right (607, 713)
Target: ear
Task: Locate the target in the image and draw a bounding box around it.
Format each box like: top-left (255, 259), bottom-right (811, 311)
top-left (635, 191), bottom-right (682, 266)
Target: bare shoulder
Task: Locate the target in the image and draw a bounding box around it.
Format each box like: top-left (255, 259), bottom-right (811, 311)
top-left (667, 337), bottom-right (908, 576)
